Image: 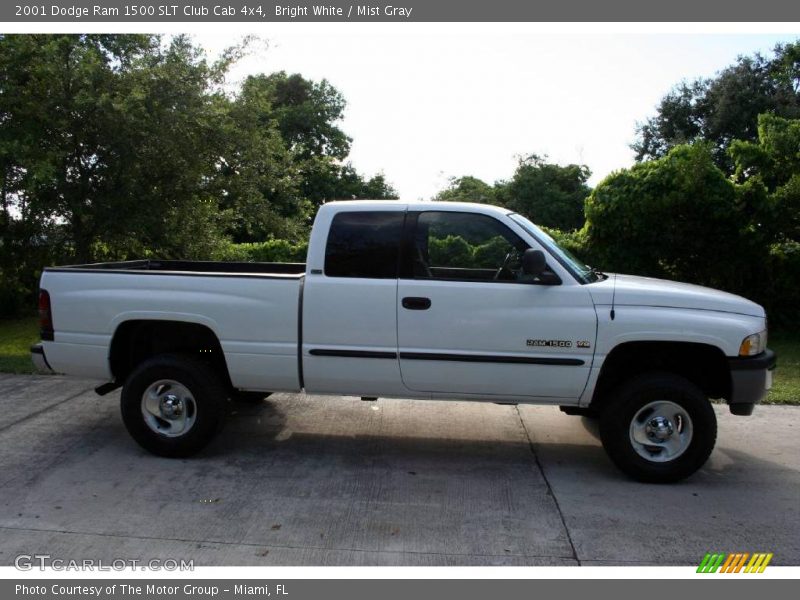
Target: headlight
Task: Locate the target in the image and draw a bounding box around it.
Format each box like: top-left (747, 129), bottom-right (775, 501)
top-left (739, 330), bottom-right (767, 356)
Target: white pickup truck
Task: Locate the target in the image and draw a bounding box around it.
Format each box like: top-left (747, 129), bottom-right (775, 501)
top-left (32, 201), bottom-right (776, 482)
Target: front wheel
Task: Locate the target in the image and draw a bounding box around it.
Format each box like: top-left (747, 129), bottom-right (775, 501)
top-left (599, 372), bottom-right (717, 483)
top-left (120, 354), bottom-right (227, 457)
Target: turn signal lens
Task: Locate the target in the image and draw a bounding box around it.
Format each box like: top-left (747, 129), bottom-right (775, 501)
top-left (739, 330), bottom-right (767, 356)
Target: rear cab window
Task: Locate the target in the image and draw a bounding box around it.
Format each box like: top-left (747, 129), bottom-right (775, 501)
top-left (324, 211), bottom-right (405, 278)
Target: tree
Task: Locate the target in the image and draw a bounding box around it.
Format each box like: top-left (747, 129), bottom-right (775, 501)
top-left (633, 42), bottom-right (800, 173)
top-left (358, 172), bottom-right (398, 199)
top-left (435, 176), bottom-right (498, 204)
top-left (0, 35), bottom-right (399, 291)
top-left (499, 155), bottom-right (590, 231)
top-left (731, 112), bottom-right (800, 191)
top-left (247, 72), bottom-right (351, 161)
top-left (436, 157), bottom-right (591, 231)
top-left (106, 35), bottom-right (240, 260)
top-left (584, 144), bottom-right (744, 289)
top-left (229, 72), bottom-right (397, 220)
top-left (0, 35), bottom-right (166, 311)
top-left (217, 72), bottom-right (309, 244)
top-left (729, 114), bottom-right (800, 322)
top-left (299, 160), bottom-right (398, 207)
top-left (728, 113), bottom-right (800, 244)
top-left (583, 116), bottom-right (800, 324)
top-left (0, 34), bottom-right (241, 266)
top-left (0, 34), bottom-right (267, 316)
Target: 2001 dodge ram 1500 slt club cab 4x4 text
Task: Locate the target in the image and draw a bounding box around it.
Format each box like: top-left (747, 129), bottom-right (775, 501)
top-left (31, 201), bottom-right (776, 482)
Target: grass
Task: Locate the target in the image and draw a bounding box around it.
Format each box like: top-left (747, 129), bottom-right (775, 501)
top-left (0, 316), bottom-right (798, 404)
top-left (763, 332), bottom-right (800, 405)
top-left (0, 316), bottom-right (39, 374)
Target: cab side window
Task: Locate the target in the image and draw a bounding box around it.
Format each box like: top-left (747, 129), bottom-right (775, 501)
top-left (325, 211), bottom-right (405, 278)
top-left (411, 211), bottom-right (529, 282)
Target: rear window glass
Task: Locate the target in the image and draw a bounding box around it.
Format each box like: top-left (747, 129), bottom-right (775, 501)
top-left (325, 211), bottom-right (405, 278)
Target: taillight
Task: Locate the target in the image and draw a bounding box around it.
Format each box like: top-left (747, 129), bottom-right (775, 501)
top-left (38, 289), bottom-right (54, 341)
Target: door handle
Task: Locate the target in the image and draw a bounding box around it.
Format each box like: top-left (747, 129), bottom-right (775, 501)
top-left (402, 296), bottom-right (432, 310)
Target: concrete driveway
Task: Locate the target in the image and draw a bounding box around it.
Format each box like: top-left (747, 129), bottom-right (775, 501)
top-left (0, 373), bottom-right (798, 566)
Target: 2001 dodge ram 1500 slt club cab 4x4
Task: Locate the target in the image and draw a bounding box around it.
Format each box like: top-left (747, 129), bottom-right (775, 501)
top-left (31, 201), bottom-right (776, 482)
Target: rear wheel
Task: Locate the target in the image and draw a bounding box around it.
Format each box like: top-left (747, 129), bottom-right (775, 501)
top-left (121, 354), bottom-right (227, 457)
top-left (599, 372), bottom-right (717, 483)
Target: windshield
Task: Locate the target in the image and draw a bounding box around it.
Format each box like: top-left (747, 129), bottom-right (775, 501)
top-left (508, 213), bottom-right (599, 284)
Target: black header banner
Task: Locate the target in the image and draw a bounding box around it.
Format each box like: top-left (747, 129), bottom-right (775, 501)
top-left (3, 0), bottom-right (800, 22)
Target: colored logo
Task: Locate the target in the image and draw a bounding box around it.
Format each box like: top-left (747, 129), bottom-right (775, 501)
top-left (697, 552), bottom-right (773, 573)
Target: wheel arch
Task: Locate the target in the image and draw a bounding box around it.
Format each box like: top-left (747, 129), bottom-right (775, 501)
top-left (109, 319), bottom-right (232, 389)
top-left (588, 340), bottom-right (731, 413)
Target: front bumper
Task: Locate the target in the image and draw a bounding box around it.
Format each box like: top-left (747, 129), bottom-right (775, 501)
top-left (727, 348), bottom-right (777, 415)
top-left (30, 343), bottom-right (54, 374)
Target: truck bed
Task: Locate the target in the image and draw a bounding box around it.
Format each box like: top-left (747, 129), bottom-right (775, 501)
top-left (45, 259), bottom-right (306, 277)
top-left (39, 259), bottom-right (305, 391)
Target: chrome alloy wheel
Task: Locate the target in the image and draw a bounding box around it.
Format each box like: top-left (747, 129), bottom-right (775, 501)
top-left (629, 400), bottom-right (694, 463)
top-left (141, 380), bottom-right (197, 437)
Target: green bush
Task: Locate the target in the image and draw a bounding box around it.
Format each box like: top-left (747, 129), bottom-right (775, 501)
top-left (0, 277), bottom-right (28, 318)
top-left (765, 240), bottom-right (800, 330)
top-left (215, 239), bottom-right (309, 263)
top-left (585, 144), bottom-right (744, 288)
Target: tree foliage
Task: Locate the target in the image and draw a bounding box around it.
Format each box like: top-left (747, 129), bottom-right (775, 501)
top-left (435, 176), bottom-right (498, 205)
top-left (729, 113), bottom-right (800, 321)
top-left (0, 34), bottom-right (396, 314)
top-left (436, 155), bottom-right (590, 231)
top-left (251, 72), bottom-right (351, 161)
top-left (633, 42), bottom-right (800, 172)
top-left (499, 155), bottom-right (590, 231)
top-left (584, 144), bottom-right (743, 288)
top-left (584, 118), bottom-right (800, 324)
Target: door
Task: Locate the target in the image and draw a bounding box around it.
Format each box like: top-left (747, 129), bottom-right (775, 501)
top-left (397, 210), bottom-right (596, 400)
top-left (302, 209), bottom-right (407, 397)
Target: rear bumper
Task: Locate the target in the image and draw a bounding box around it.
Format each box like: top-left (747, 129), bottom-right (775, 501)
top-left (30, 343), bottom-right (54, 374)
top-left (727, 349), bottom-right (776, 415)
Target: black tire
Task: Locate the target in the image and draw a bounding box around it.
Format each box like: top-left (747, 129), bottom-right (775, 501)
top-left (231, 391), bottom-right (272, 403)
top-left (120, 354), bottom-right (227, 457)
top-left (599, 372), bottom-right (717, 483)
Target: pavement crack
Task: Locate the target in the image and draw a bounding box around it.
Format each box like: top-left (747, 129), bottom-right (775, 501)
top-left (515, 405), bottom-right (581, 566)
top-left (0, 386), bottom-right (94, 435)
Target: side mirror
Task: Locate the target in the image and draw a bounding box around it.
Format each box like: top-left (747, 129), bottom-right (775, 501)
top-left (521, 249), bottom-right (561, 285)
top-left (521, 249), bottom-right (547, 277)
